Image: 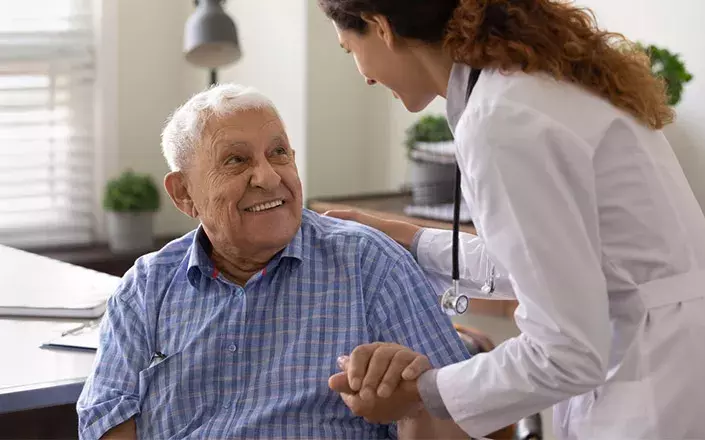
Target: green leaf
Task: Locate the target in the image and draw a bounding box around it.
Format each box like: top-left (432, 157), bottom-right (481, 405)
top-left (102, 169), bottom-right (161, 213)
top-left (405, 115), bottom-right (454, 153)
top-left (641, 42), bottom-right (694, 106)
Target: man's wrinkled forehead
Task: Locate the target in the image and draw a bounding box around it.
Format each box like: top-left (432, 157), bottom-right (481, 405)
top-left (202, 107), bottom-right (286, 151)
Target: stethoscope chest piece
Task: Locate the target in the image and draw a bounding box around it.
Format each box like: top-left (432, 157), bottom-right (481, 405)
top-left (441, 281), bottom-right (469, 316)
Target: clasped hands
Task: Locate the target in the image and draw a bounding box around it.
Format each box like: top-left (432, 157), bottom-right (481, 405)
top-left (328, 342), bottom-right (432, 423)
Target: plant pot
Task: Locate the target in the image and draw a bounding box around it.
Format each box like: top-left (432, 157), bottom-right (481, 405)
top-left (105, 211), bottom-right (155, 253)
top-left (408, 159), bottom-right (455, 205)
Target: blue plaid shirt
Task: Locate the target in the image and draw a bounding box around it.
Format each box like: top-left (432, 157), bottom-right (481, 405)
top-left (77, 209), bottom-right (470, 439)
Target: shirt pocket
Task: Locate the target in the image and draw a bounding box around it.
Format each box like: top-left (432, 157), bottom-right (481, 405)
top-left (138, 352), bottom-right (181, 400)
top-left (137, 352), bottom-right (191, 435)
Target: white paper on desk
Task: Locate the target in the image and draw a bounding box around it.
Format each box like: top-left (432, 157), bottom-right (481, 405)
top-left (41, 325), bottom-right (100, 351)
top-left (0, 244), bottom-right (121, 319)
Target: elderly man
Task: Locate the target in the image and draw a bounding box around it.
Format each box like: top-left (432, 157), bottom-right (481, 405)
top-left (77, 84), bottom-right (470, 439)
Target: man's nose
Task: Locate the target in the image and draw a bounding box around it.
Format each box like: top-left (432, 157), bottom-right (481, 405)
top-left (249, 161), bottom-right (281, 190)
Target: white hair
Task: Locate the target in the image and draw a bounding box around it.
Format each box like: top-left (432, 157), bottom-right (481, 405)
top-left (161, 83), bottom-right (281, 171)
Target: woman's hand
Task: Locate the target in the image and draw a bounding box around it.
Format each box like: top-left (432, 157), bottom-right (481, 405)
top-left (323, 210), bottom-right (421, 250)
top-left (328, 342), bottom-right (432, 423)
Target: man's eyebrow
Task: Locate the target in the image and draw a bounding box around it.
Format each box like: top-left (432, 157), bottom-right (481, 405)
top-left (213, 140), bottom-right (250, 157)
top-left (270, 134), bottom-right (287, 143)
top-left (220, 140), bottom-right (250, 149)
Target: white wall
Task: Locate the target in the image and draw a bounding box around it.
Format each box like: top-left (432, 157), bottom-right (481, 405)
top-left (105, 0), bottom-right (202, 238)
top-left (305, 2), bottom-right (373, 198)
top-left (576, 0), bottom-right (705, 212)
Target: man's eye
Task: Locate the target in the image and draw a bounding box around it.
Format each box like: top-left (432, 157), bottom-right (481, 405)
top-left (226, 156), bottom-right (246, 165)
top-left (274, 147), bottom-right (288, 155)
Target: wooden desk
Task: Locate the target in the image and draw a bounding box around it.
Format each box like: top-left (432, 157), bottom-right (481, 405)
top-left (308, 192), bottom-right (518, 318)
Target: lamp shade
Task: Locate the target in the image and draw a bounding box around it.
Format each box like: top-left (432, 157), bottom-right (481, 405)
top-left (184, 0), bottom-right (241, 69)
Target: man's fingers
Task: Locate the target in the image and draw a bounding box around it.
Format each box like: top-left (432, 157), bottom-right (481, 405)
top-left (348, 343), bottom-right (379, 392)
top-left (377, 350), bottom-right (415, 398)
top-left (401, 354), bottom-right (432, 380)
top-left (337, 355), bottom-right (349, 371)
top-left (341, 393), bottom-right (372, 418)
top-left (360, 347), bottom-right (397, 400)
top-left (329, 372), bottom-right (354, 394)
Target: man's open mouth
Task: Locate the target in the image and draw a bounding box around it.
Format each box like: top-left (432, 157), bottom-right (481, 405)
top-left (245, 200), bottom-right (285, 213)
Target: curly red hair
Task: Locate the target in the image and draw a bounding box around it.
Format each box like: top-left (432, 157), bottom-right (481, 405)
top-left (445, 0), bottom-right (674, 129)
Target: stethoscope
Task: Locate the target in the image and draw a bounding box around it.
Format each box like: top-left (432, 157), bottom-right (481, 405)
top-left (440, 68), bottom-right (497, 316)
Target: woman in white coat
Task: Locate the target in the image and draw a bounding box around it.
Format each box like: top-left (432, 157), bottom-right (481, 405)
top-left (317, 0), bottom-right (705, 438)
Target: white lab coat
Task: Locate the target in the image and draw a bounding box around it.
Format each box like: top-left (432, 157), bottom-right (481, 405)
top-left (417, 63), bottom-right (705, 439)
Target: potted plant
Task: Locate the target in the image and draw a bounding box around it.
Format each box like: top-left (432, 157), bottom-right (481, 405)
top-left (405, 115), bottom-right (456, 205)
top-left (102, 170), bottom-right (161, 253)
top-left (641, 43), bottom-right (694, 106)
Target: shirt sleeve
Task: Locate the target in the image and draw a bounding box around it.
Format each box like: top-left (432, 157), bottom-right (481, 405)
top-left (435, 101), bottom-right (611, 437)
top-left (76, 268), bottom-right (151, 440)
top-left (367, 248), bottom-right (472, 439)
top-left (369, 250), bottom-right (472, 368)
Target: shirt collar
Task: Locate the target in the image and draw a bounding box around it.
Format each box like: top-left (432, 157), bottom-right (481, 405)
top-left (186, 221), bottom-right (306, 288)
top-left (446, 62), bottom-right (474, 133)
top-left (278, 220), bottom-right (304, 262)
top-left (186, 225), bottom-right (218, 286)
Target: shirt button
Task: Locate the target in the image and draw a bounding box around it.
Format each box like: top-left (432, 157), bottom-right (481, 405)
top-left (228, 344), bottom-right (238, 352)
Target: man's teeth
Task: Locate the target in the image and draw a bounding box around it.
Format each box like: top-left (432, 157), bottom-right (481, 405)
top-left (246, 200), bottom-right (284, 212)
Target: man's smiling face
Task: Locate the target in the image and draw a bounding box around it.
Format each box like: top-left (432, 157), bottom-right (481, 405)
top-left (185, 106), bottom-right (303, 255)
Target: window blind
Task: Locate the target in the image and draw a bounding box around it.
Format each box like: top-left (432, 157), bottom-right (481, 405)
top-left (0, 0), bottom-right (96, 248)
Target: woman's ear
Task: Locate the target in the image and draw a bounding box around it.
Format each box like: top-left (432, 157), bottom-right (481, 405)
top-left (360, 13), bottom-right (396, 50)
top-left (164, 171), bottom-right (198, 218)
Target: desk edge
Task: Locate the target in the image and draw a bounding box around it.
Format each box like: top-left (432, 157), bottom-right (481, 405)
top-left (0, 377), bottom-right (86, 414)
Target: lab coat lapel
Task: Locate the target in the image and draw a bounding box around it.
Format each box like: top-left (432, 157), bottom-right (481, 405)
top-left (446, 62), bottom-right (474, 133)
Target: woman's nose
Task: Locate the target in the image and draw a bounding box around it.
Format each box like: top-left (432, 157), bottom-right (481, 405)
top-left (366, 78), bottom-right (377, 86)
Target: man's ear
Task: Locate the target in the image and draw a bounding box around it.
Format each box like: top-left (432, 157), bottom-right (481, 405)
top-left (164, 171), bottom-right (198, 218)
top-left (360, 13), bottom-right (396, 50)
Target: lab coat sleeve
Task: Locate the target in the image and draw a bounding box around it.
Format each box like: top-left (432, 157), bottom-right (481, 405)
top-left (414, 227), bottom-right (516, 299)
top-left (435, 103), bottom-right (611, 438)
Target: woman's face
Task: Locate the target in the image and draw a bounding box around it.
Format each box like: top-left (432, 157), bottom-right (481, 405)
top-left (333, 18), bottom-right (438, 112)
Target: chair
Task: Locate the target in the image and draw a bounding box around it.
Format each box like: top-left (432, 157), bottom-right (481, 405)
top-left (455, 324), bottom-right (543, 440)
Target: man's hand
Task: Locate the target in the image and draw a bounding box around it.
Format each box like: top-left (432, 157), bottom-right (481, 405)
top-left (328, 343), bottom-right (432, 423)
top-left (340, 342), bottom-right (431, 398)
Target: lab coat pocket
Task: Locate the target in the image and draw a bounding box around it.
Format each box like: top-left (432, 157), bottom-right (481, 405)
top-left (580, 380), bottom-right (656, 439)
